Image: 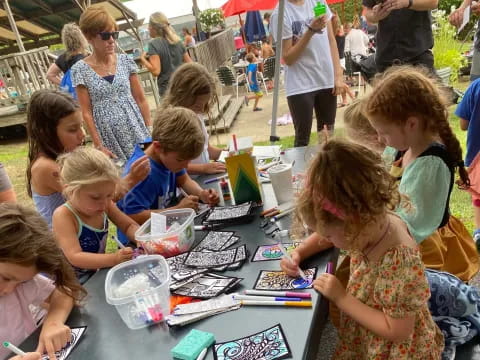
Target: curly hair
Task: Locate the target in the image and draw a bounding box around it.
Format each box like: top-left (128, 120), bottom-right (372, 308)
top-left (364, 66), bottom-right (469, 187)
top-left (61, 23), bottom-right (89, 60)
top-left (0, 202), bottom-right (86, 302)
top-left (294, 140), bottom-right (401, 249)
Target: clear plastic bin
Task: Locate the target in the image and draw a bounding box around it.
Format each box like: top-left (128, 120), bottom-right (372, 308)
top-left (105, 255), bottom-right (170, 329)
top-left (135, 208), bottom-right (195, 257)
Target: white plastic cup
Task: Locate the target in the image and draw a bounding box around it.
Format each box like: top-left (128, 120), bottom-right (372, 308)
top-left (267, 163), bottom-right (293, 204)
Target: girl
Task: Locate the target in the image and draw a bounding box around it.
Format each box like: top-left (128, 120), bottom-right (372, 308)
top-left (0, 202), bottom-right (86, 360)
top-left (27, 89), bottom-right (150, 228)
top-left (365, 66), bottom-right (479, 282)
top-left (52, 147), bottom-right (138, 283)
top-left (161, 63), bottom-right (226, 175)
top-left (296, 140), bottom-right (443, 359)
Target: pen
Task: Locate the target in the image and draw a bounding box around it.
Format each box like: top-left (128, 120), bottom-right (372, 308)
top-left (276, 242), bottom-right (308, 280)
top-left (112, 235), bottom-right (126, 249)
top-left (196, 347), bottom-right (208, 360)
top-left (260, 207), bottom-right (277, 216)
top-left (234, 294), bottom-right (304, 301)
top-left (204, 175), bottom-right (229, 184)
top-left (271, 208), bottom-right (296, 222)
top-left (2, 342), bottom-right (26, 356)
top-left (240, 300), bottom-right (312, 307)
top-left (245, 290), bottom-right (311, 298)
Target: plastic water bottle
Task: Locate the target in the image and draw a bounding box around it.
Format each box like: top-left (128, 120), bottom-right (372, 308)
top-left (313, 2), bottom-right (326, 16)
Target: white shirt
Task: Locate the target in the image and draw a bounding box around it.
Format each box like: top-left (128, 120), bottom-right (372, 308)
top-left (270, 0), bottom-right (334, 97)
top-left (345, 28), bottom-right (369, 57)
top-left (190, 114), bottom-right (209, 166)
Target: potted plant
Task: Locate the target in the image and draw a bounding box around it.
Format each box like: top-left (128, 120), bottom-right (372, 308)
top-left (199, 8), bottom-right (225, 38)
top-left (432, 9), bottom-right (467, 85)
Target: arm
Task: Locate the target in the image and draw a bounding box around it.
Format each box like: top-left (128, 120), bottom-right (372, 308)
top-left (107, 201), bottom-right (139, 243)
top-left (208, 144), bottom-right (223, 160)
top-left (31, 158), bottom-right (63, 194)
top-left (130, 74), bottom-right (152, 127)
top-left (118, 155), bottom-right (150, 200)
top-left (282, 30), bottom-right (315, 66)
top-left (327, 20), bottom-right (346, 95)
top-left (37, 289), bottom-right (74, 358)
top-left (187, 162), bottom-right (226, 175)
top-left (139, 53), bottom-right (161, 77)
top-left (177, 172), bottom-right (219, 205)
top-left (382, 0), bottom-right (438, 12)
top-left (183, 52), bottom-right (193, 63)
top-left (0, 164), bottom-right (16, 203)
top-left (46, 63), bottom-right (62, 86)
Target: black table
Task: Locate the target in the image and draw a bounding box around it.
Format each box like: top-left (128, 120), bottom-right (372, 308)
top-left (21, 146), bottom-right (338, 360)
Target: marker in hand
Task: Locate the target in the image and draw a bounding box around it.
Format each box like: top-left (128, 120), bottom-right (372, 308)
top-left (3, 342), bottom-right (26, 356)
top-left (277, 242), bottom-right (307, 280)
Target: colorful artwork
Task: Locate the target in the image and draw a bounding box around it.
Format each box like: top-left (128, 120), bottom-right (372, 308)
top-left (226, 153), bottom-right (262, 204)
top-left (253, 268), bottom-right (317, 290)
top-left (41, 326), bottom-right (86, 360)
top-left (251, 243), bottom-right (301, 262)
top-left (213, 324), bottom-right (291, 360)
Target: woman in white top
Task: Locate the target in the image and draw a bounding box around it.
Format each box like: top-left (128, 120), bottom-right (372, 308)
top-left (271, 0), bottom-right (347, 147)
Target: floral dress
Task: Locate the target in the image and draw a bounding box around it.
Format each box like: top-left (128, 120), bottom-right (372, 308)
top-left (334, 245), bottom-right (444, 360)
top-left (71, 54), bottom-right (150, 161)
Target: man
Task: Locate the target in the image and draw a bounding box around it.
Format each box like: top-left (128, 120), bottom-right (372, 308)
top-left (344, 22), bottom-right (370, 57)
top-left (450, 1), bottom-right (480, 81)
top-left (363, 0), bottom-right (438, 72)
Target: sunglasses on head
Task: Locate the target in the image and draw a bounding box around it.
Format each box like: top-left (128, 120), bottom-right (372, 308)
top-left (98, 31), bottom-right (119, 40)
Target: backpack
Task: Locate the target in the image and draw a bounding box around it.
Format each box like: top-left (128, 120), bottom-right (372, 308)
top-left (60, 69), bottom-right (76, 99)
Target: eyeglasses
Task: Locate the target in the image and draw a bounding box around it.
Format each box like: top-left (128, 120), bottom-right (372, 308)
top-left (98, 31), bottom-right (119, 41)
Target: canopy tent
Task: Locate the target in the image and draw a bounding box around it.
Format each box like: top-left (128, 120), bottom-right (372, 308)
top-left (0, 0), bottom-right (141, 55)
top-left (221, 0), bottom-right (278, 17)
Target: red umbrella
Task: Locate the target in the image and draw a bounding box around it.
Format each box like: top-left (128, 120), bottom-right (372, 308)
top-left (221, 0), bottom-right (278, 17)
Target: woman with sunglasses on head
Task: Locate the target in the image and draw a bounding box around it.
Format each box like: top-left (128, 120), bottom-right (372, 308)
top-left (71, 5), bottom-right (151, 162)
top-left (139, 12), bottom-right (192, 97)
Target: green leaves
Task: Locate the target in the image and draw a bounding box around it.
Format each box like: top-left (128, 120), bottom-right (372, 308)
top-left (199, 8), bottom-right (225, 32)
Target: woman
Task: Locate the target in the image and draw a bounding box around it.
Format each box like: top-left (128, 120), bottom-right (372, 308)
top-left (270, 0), bottom-right (347, 147)
top-left (182, 27), bottom-right (196, 47)
top-left (140, 12), bottom-right (192, 96)
top-left (71, 5), bottom-right (151, 162)
top-left (46, 23), bottom-right (89, 86)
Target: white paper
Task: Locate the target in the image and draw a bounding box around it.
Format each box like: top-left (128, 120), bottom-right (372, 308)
top-left (150, 212), bottom-right (167, 235)
top-left (173, 293), bottom-right (240, 315)
top-left (218, 151), bottom-right (229, 163)
top-left (252, 145), bottom-right (282, 159)
top-left (459, 5), bottom-right (470, 33)
top-left (166, 305), bottom-right (241, 326)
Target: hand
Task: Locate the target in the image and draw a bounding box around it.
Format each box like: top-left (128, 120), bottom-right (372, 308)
top-left (9, 353), bottom-right (41, 360)
top-left (140, 52), bottom-right (147, 62)
top-left (178, 195), bottom-right (199, 210)
top-left (37, 321), bottom-right (71, 360)
top-left (472, 1), bottom-right (480, 16)
top-left (203, 162), bottom-right (226, 174)
top-left (382, 0), bottom-right (409, 11)
top-left (280, 250), bottom-right (302, 277)
top-left (128, 155), bottom-right (150, 184)
top-left (372, 4), bottom-right (391, 22)
top-left (95, 145), bottom-right (116, 159)
top-left (449, 7), bottom-right (466, 27)
top-left (199, 189), bottom-right (220, 206)
top-left (309, 15), bottom-right (327, 33)
top-left (332, 76), bottom-right (348, 96)
top-left (114, 247), bottom-right (134, 265)
top-left (313, 273), bottom-right (347, 304)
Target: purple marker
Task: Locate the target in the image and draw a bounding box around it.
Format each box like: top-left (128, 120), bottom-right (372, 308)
top-left (326, 262), bottom-right (334, 274)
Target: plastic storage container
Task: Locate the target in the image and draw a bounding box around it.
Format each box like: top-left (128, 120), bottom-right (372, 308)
top-left (135, 208), bottom-right (195, 257)
top-left (105, 255), bottom-right (170, 329)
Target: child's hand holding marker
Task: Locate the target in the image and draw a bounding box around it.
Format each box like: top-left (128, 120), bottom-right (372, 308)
top-left (3, 342), bottom-right (41, 360)
top-left (199, 188), bottom-right (220, 206)
top-left (115, 247), bottom-right (134, 265)
top-left (279, 248), bottom-right (305, 279)
top-left (314, 262), bottom-right (346, 303)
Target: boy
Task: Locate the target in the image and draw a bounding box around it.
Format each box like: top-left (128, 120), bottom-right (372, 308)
top-left (455, 78), bottom-right (480, 245)
top-left (117, 107), bottom-right (219, 244)
top-left (244, 53), bottom-right (263, 112)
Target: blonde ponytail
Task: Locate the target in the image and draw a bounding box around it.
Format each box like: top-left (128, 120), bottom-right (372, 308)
top-left (149, 12), bottom-right (180, 45)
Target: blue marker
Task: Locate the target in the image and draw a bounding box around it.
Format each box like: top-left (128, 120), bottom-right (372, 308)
top-left (234, 295), bottom-right (304, 301)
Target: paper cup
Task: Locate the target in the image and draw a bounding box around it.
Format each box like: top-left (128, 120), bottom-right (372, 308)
top-left (267, 163), bottom-right (293, 204)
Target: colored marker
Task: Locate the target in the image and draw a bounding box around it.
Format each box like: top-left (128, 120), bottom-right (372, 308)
top-left (112, 235), bottom-right (125, 249)
top-left (234, 294), bottom-right (304, 301)
top-left (276, 242), bottom-right (308, 281)
top-left (326, 262), bottom-right (334, 274)
top-left (232, 134), bottom-right (238, 152)
top-left (245, 290), bottom-right (311, 298)
top-left (260, 207), bottom-right (277, 217)
top-left (196, 347), bottom-right (208, 360)
top-left (271, 208), bottom-right (296, 222)
top-left (194, 224), bottom-right (224, 231)
top-left (204, 175), bottom-right (229, 184)
top-left (240, 300), bottom-right (312, 307)
top-left (2, 342), bottom-right (26, 356)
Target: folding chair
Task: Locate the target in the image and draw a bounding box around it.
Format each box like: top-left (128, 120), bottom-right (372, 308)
top-left (344, 52), bottom-right (364, 95)
top-left (216, 66), bottom-right (249, 98)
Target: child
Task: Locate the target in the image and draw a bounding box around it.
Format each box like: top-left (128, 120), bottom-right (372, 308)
top-left (161, 63), bottom-right (226, 175)
top-left (296, 140), bottom-right (444, 359)
top-left (52, 147), bottom-right (138, 283)
top-left (117, 107), bottom-right (220, 244)
top-left (365, 66), bottom-right (479, 282)
top-left (244, 53), bottom-right (263, 112)
top-left (0, 202), bottom-right (86, 360)
top-left (454, 78), bottom-right (480, 245)
top-left (343, 98), bottom-right (385, 153)
top-left (26, 89), bottom-right (150, 228)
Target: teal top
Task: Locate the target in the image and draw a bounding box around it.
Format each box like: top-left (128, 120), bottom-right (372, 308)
top-left (384, 146), bottom-right (451, 243)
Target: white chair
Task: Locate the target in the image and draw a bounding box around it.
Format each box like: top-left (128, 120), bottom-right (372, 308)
top-left (216, 66), bottom-right (249, 98)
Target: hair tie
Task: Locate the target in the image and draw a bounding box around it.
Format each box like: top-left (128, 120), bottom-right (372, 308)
top-left (321, 198), bottom-right (346, 220)
top-left (457, 160), bottom-right (465, 167)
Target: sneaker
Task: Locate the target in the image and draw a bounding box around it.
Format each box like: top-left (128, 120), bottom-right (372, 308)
top-left (244, 96), bottom-right (249, 106)
top-left (253, 107), bottom-right (263, 111)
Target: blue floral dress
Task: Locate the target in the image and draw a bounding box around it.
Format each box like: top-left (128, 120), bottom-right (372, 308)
top-left (71, 54), bottom-right (149, 161)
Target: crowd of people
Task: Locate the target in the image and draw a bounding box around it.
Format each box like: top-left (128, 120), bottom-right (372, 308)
top-left (2, 0), bottom-right (480, 359)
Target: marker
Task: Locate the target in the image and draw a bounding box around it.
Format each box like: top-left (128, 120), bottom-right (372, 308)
top-left (234, 294), bottom-right (304, 301)
top-left (326, 262), bottom-right (334, 274)
top-left (194, 224), bottom-right (224, 231)
top-left (112, 235), bottom-right (125, 249)
top-left (232, 134), bottom-right (238, 152)
top-left (265, 210), bottom-right (280, 218)
top-left (276, 242), bottom-right (308, 281)
top-left (271, 208), bottom-right (295, 221)
top-left (179, 187), bottom-right (189, 198)
top-left (260, 207), bottom-right (277, 217)
top-left (245, 290), bottom-right (311, 298)
top-left (240, 300), bottom-right (312, 307)
top-left (196, 347), bottom-right (208, 360)
top-left (204, 175), bottom-right (229, 184)
top-left (2, 342), bottom-right (26, 356)
top-left (258, 160), bottom-right (281, 171)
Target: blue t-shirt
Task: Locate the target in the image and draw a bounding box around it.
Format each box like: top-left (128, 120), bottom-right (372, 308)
top-left (117, 138), bottom-right (186, 244)
top-left (247, 63), bottom-right (259, 92)
top-left (455, 78), bottom-right (480, 166)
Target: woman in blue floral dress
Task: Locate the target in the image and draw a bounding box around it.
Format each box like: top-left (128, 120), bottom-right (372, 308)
top-left (72, 5), bottom-right (151, 162)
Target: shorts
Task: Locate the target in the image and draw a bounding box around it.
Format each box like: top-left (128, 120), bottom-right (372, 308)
top-left (254, 91), bottom-right (263, 97)
top-left (467, 152), bottom-right (480, 206)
